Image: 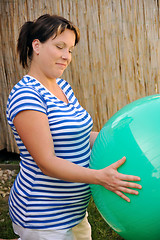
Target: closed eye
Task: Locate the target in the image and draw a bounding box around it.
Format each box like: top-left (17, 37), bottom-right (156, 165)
top-left (69, 47), bottom-right (74, 54)
top-left (56, 45), bottom-right (74, 54)
top-left (56, 45), bottom-right (63, 49)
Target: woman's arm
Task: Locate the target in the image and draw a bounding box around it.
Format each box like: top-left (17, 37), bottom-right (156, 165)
top-left (13, 110), bottom-right (142, 202)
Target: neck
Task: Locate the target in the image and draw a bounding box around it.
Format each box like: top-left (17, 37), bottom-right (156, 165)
top-left (28, 65), bottom-right (57, 89)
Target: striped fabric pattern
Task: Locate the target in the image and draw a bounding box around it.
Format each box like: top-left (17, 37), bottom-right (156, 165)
top-left (6, 75), bottom-right (93, 230)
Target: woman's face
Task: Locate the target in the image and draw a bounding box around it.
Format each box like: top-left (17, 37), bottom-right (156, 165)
top-left (33, 29), bottom-right (76, 80)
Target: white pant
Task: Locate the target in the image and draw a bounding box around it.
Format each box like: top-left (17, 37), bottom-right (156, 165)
top-left (13, 224), bottom-right (74, 240)
top-left (13, 213), bottom-right (92, 240)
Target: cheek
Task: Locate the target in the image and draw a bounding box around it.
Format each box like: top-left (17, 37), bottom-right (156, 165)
top-left (68, 55), bottom-right (72, 64)
top-left (45, 52), bottom-right (57, 66)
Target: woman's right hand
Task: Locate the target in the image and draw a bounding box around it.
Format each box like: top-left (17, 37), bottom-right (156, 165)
top-left (96, 156), bottom-right (142, 202)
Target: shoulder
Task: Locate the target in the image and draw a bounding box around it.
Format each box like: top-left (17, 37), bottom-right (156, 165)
top-left (7, 75), bottom-right (44, 105)
top-left (6, 76), bottom-right (47, 122)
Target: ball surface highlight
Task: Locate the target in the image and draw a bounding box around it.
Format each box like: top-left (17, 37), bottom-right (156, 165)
top-left (90, 95), bottom-right (160, 240)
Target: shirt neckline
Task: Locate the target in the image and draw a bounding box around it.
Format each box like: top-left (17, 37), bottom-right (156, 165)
top-left (25, 75), bottom-right (70, 105)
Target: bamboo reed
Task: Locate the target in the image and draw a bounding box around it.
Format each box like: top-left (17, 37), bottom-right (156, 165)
top-left (1, 0), bottom-right (160, 152)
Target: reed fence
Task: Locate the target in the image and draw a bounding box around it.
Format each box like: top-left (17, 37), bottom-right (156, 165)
top-left (1, 0), bottom-right (160, 152)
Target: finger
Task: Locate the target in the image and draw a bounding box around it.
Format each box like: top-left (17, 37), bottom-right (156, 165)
top-left (118, 180), bottom-right (142, 189)
top-left (114, 190), bottom-right (130, 202)
top-left (111, 156), bottom-right (126, 169)
top-left (118, 187), bottom-right (140, 195)
top-left (118, 172), bottom-right (141, 182)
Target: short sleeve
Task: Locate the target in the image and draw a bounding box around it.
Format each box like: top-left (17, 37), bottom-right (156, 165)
top-left (6, 86), bottom-right (47, 124)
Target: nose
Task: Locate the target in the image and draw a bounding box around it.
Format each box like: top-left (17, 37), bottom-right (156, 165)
top-left (62, 49), bottom-right (71, 61)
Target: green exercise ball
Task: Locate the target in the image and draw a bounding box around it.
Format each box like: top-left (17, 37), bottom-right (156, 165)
top-left (90, 95), bottom-right (160, 240)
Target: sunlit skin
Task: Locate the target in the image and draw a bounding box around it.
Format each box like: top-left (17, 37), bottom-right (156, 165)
top-left (13, 29), bottom-right (142, 203)
top-left (28, 29), bottom-right (75, 103)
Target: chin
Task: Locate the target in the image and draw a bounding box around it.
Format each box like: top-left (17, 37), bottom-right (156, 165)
top-left (56, 71), bottom-right (65, 78)
top-left (47, 72), bottom-right (64, 80)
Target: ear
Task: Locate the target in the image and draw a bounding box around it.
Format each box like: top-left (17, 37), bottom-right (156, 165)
top-left (32, 39), bottom-right (40, 55)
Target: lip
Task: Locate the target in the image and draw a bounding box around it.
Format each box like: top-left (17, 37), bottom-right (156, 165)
top-left (56, 63), bottom-right (67, 68)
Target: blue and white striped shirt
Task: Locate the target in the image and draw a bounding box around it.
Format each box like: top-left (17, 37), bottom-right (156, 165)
top-left (6, 75), bottom-right (93, 230)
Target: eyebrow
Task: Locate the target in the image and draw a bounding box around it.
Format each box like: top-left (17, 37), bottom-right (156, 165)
top-left (53, 40), bottom-right (75, 48)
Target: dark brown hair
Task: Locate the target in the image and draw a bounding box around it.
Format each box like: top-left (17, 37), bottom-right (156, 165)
top-left (17, 14), bottom-right (80, 68)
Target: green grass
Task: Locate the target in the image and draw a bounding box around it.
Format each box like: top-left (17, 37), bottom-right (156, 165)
top-left (0, 168), bottom-right (19, 239)
top-left (0, 198), bottom-right (19, 239)
top-left (0, 169), bottom-right (123, 240)
top-left (88, 198), bottom-right (124, 240)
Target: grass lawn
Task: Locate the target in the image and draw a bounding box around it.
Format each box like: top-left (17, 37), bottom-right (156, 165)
top-left (88, 198), bottom-right (124, 240)
top-left (0, 167), bottom-right (19, 239)
top-left (0, 163), bottom-right (123, 240)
